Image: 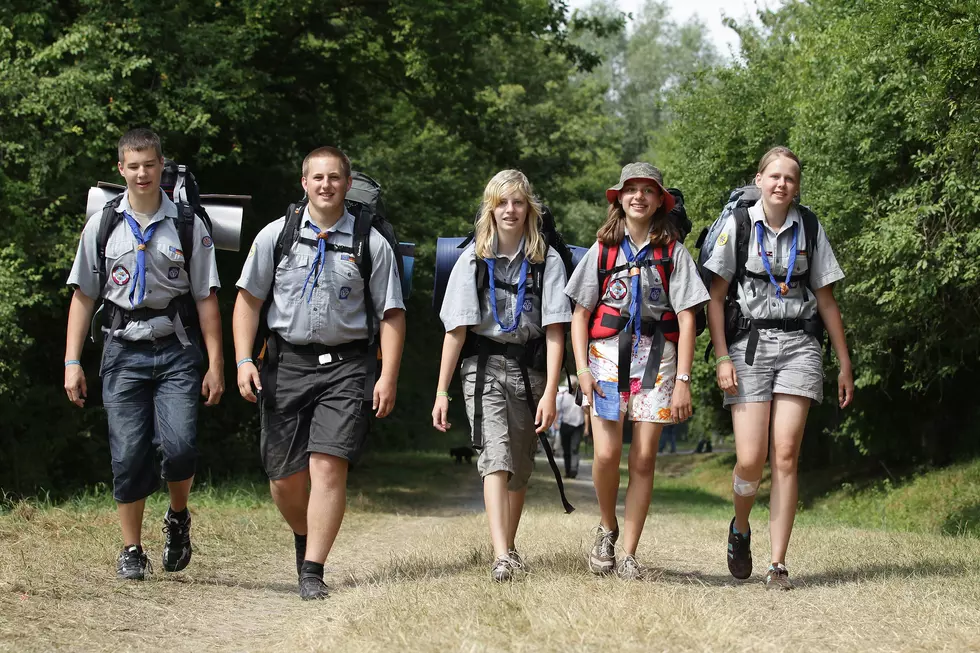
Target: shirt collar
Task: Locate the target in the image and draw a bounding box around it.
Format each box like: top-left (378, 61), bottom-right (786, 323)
top-left (115, 189), bottom-right (178, 223)
top-left (748, 201), bottom-right (802, 236)
top-left (492, 235), bottom-right (527, 263)
top-left (303, 206), bottom-right (354, 235)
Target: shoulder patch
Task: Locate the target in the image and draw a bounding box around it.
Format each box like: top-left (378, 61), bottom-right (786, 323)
top-left (202, 235), bottom-right (213, 248)
top-left (717, 232), bottom-right (729, 247)
top-left (247, 242), bottom-right (257, 259)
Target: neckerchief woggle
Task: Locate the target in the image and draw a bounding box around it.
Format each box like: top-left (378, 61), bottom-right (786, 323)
top-left (301, 222), bottom-right (331, 303)
top-left (123, 212), bottom-right (159, 308)
top-left (621, 236), bottom-right (651, 353)
top-left (755, 220), bottom-right (798, 302)
top-left (484, 257), bottom-right (529, 333)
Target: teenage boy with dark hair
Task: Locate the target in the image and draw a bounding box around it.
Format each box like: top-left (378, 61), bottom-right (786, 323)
top-left (64, 128), bottom-right (224, 580)
top-left (232, 146), bottom-right (406, 600)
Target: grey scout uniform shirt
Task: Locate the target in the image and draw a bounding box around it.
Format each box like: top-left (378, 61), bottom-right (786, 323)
top-left (67, 190), bottom-right (220, 341)
top-left (564, 234), bottom-right (709, 321)
top-left (237, 207), bottom-right (405, 347)
top-left (703, 202), bottom-right (844, 321)
top-left (440, 240), bottom-right (572, 344)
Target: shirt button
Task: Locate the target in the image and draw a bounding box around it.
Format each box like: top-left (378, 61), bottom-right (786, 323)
top-left (771, 302), bottom-right (776, 307)
top-left (313, 307), bottom-right (318, 312)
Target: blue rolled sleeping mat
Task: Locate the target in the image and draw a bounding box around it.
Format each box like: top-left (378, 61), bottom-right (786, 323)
top-left (397, 243), bottom-right (415, 299)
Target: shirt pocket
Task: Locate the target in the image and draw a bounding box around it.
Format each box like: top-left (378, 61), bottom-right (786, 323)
top-left (156, 241), bottom-right (187, 284)
top-left (328, 257), bottom-right (365, 306)
top-left (274, 252), bottom-right (313, 305)
top-left (104, 233), bottom-right (136, 290)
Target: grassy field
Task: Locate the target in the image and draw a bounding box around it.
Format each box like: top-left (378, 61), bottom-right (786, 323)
top-left (2, 450), bottom-right (980, 652)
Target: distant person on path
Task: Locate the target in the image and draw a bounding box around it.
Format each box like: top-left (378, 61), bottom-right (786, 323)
top-left (704, 146), bottom-right (853, 590)
top-left (565, 163), bottom-right (709, 580)
top-left (232, 146), bottom-right (406, 600)
top-left (658, 424), bottom-right (677, 454)
top-left (555, 377), bottom-right (587, 478)
top-left (432, 170), bottom-right (570, 583)
top-left (63, 128), bottom-right (224, 580)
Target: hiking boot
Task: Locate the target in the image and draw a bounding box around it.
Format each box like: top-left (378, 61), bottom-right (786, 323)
top-left (727, 517), bottom-right (752, 580)
top-left (507, 548), bottom-right (529, 575)
top-left (588, 523), bottom-right (618, 575)
top-left (765, 563), bottom-right (794, 590)
top-left (490, 555), bottom-right (514, 583)
top-left (117, 544), bottom-right (150, 581)
top-left (616, 554), bottom-right (643, 581)
top-left (162, 508), bottom-right (192, 572)
top-left (299, 574), bottom-right (330, 600)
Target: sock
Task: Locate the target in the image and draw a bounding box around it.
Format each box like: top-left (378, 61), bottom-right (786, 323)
top-left (294, 533), bottom-right (307, 576)
top-left (732, 522), bottom-right (749, 537)
top-left (167, 507), bottom-right (190, 522)
top-left (300, 560), bottom-right (324, 579)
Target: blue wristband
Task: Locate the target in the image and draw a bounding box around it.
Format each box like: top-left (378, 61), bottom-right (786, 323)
top-left (236, 358), bottom-right (254, 369)
top-left (64, 360), bottom-right (81, 367)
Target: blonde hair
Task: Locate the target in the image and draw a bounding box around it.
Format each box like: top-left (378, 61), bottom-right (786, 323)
top-left (596, 194), bottom-right (676, 247)
top-left (474, 170), bottom-right (547, 263)
top-left (758, 146), bottom-right (802, 178)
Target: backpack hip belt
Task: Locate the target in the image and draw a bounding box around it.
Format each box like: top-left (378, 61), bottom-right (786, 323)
top-left (100, 294), bottom-right (197, 354)
top-left (462, 332), bottom-right (573, 514)
top-left (733, 315), bottom-right (824, 366)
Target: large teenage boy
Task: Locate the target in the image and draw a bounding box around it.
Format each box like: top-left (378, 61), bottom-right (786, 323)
top-left (233, 146), bottom-right (406, 601)
top-left (64, 128), bottom-right (224, 580)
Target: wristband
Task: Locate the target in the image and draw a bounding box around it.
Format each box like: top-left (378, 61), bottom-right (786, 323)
top-left (64, 360), bottom-right (81, 367)
top-left (576, 367), bottom-right (592, 377)
top-left (236, 358), bottom-right (255, 369)
top-left (715, 355), bottom-right (732, 366)
top-left (436, 391), bottom-right (452, 401)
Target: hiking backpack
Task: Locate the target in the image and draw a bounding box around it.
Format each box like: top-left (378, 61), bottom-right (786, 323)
top-left (253, 171), bottom-right (413, 358)
top-left (91, 160), bottom-right (214, 341)
top-left (694, 185), bottom-right (821, 361)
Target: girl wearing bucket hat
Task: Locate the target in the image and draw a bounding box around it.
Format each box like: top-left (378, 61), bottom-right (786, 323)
top-left (432, 170), bottom-right (571, 583)
top-left (564, 163), bottom-right (709, 579)
top-left (703, 147), bottom-right (853, 590)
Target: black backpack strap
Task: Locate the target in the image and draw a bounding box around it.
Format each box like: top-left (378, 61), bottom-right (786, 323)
top-left (175, 203), bottom-right (197, 272)
top-left (350, 207), bottom-right (378, 344)
top-left (254, 201), bottom-right (305, 360)
top-left (733, 207), bottom-right (752, 284)
top-left (799, 205), bottom-right (819, 284)
top-left (96, 197), bottom-right (125, 295)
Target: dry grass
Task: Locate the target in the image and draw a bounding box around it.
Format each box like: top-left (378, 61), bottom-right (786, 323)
top-left (2, 453), bottom-right (979, 653)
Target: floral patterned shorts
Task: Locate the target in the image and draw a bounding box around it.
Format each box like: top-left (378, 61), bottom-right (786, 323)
top-left (586, 335), bottom-right (677, 423)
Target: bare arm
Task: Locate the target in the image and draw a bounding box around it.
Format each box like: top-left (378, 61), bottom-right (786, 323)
top-left (535, 322), bottom-right (565, 433)
top-left (64, 289), bottom-right (97, 407)
top-left (196, 291), bottom-right (224, 406)
top-left (232, 289), bottom-right (264, 403)
top-left (671, 308), bottom-right (696, 422)
top-left (570, 304), bottom-right (603, 401)
top-left (708, 275), bottom-right (738, 395)
top-left (374, 307), bottom-right (406, 418)
top-left (432, 326), bottom-right (468, 432)
top-left (815, 285), bottom-right (853, 408)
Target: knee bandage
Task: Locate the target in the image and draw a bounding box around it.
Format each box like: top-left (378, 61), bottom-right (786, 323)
top-left (733, 473), bottom-right (761, 497)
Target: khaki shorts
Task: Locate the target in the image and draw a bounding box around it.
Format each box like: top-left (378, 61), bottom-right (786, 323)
top-left (461, 355), bottom-right (544, 491)
top-left (724, 329), bottom-right (823, 406)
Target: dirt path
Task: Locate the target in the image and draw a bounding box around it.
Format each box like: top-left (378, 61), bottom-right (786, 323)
top-left (2, 458), bottom-right (979, 653)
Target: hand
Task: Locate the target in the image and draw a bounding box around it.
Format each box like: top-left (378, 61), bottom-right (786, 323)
top-left (373, 375), bottom-right (397, 418)
top-left (534, 389), bottom-right (557, 434)
top-left (670, 377), bottom-right (692, 422)
top-left (432, 395), bottom-right (451, 432)
top-left (716, 360), bottom-right (739, 396)
top-left (201, 365), bottom-right (225, 406)
top-left (64, 365), bottom-right (87, 408)
top-left (838, 362), bottom-right (854, 409)
top-left (579, 370), bottom-right (603, 404)
top-left (237, 361), bottom-right (262, 403)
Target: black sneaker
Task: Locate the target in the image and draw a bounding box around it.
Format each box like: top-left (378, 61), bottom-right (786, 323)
top-left (727, 517), bottom-right (752, 580)
top-left (299, 573), bottom-right (330, 600)
top-left (162, 508), bottom-right (192, 572)
top-left (765, 563), bottom-right (794, 590)
top-left (117, 544), bottom-right (150, 580)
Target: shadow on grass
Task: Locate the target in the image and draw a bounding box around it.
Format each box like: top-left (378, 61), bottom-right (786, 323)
top-left (651, 487), bottom-right (729, 512)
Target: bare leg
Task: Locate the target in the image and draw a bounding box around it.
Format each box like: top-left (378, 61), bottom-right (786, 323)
top-left (731, 402), bottom-right (771, 534)
top-left (591, 412), bottom-right (626, 531)
top-left (167, 477), bottom-right (193, 512)
top-left (118, 499), bottom-right (146, 547)
top-left (269, 467), bottom-right (311, 535)
top-left (304, 454), bottom-right (348, 564)
top-left (621, 422), bottom-right (661, 556)
top-left (483, 471), bottom-right (511, 558)
top-left (506, 487), bottom-right (527, 549)
top-left (768, 394), bottom-right (810, 564)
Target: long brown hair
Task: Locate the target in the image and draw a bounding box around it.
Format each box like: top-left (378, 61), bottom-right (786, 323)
top-left (596, 195), bottom-right (677, 247)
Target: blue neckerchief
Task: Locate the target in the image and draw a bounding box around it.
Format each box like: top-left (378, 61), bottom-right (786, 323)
top-left (621, 236), bottom-right (651, 351)
top-left (301, 222), bottom-right (330, 304)
top-left (755, 220), bottom-right (798, 302)
top-left (123, 212), bottom-right (159, 308)
top-left (485, 256), bottom-right (529, 333)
